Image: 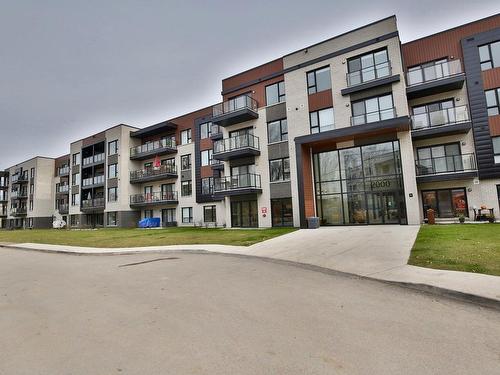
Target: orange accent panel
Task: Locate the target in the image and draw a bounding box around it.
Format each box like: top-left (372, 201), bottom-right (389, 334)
top-left (301, 145), bottom-right (315, 218)
top-left (489, 115), bottom-right (500, 137)
top-left (482, 67), bottom-right (500, 90)
top-left (200, 138), bottom-right (213, 150)
top-left (402, 15), bottom-right (500, 67)
top-left (308, 90), bottom-right (333, 112)
top-left (200, 166), bottom-right (213, 179)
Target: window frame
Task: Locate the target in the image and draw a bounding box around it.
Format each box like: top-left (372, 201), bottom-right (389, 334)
top-left (201, 177), bottom-right (214, 195)
top-left (201, 149), bottom-right (213, 166)
top-left (347, 48), bottom-right (390, 85)
top-left (108, 140), bottom-right (119, 155)
top-left (181, 129), bottom-right (192, 145)
top-left (351, 93), bottom-right (394, 125)
top-left (182, 207), bottom-right (193, 223)
top-left (267, 118), bottom-right (288, 144)
top-left (486, 88), bottom-right (500, 116)
top-left (493, 136), bottom-right (500, 164)
top-left (181, 180), bottom-right (192, 197)
top-left (181, 154), bottom-right (191, 170)
top-left (265, 81), bottom-right (286, 106)
top-left (309, 107), bottom-right (335, 134)
top-left (107, 187), bottom-right (118, 202)
top-left (306, 66), bottom-right (332, 94)
top-left (479, 41), bottom-right (500, 71)
top-left (107, 212), bottom-right (117, 226)
top-left (72, 153), bottom-right (80, 166)
top-left (200, 122), bottom-right (213, 139)
top-left (203, 205), bottom-right (217, 223)
top-left (269, 157), bottom-right (291, 182)
top-left (108, 163), bottom-right (118, 179)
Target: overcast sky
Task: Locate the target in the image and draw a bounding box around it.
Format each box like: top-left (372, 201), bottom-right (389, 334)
top-left (0, 0), bottom-right (498, 169)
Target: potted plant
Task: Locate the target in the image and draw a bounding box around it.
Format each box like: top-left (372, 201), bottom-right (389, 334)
top-left (458, 213), bottom-right (465, 224)
top-left (488, 214), bottom-right (495, 223)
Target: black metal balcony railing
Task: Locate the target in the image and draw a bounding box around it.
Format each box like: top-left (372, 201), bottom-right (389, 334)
top-left (11, 207), bottom-right (27, 216)
top-left (56, 184), bottom-right (70, 193)
top-left (213, 173), bottom-right (261, 192)
top-left (82, 153), bottom-right (105, 166)
top-left (10, 191), bottom-right (28, 199)
top-left (82, 175), bottom-right (105, 187)
top-left (210, 124), bottom-right (222, 138)
top-left (411, 105), bottom-right (469, 130)
top-left (130, 191), bottom-right (178, 205)
top-left (130, 138), bottom-right (176, 158)
top-left (212, 95), bottom-right (258, 118)
top-left (407, 59), bottom-right (462, 86)
top-left (347, 61), bottom-right (392, 87)
top-left (415, 153), bottom-right (477, 176)
top-left (11, 174), bottom-right (28, 183)
top-left (81, 197), bottom-right (105, 210)
top-left (213, 134), bottom-right (260, 154)
top-left (58, 203), bottom-right (69, 214)
top-left (130, 164), bottom-right (177, 182)
top-left (58, 166), bottom-right (70, 176)
top-left (351, 108), bottom-right (397, 126)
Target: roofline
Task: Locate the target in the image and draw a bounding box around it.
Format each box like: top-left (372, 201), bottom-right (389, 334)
top-left (70, 123), bottom-right (138, 145)
top-left (6, 156), bottom-right (55, 170)
top-left (402, 12), bottom-right (500, 45)
top-left (222, 57), bottom-right (284, 83)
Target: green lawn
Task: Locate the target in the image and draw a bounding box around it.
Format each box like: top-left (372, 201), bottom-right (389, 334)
top-left (409, 224), bottom-right (500, 276)
top-left (0, 227), bottom-right (297, 248)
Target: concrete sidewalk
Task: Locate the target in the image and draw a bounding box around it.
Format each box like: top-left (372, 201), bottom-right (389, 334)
top-left (2, 226), bottom-right (500, 307)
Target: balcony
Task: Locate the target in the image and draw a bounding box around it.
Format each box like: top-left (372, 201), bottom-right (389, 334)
top-left (210, 124), bottom-right (223, 141)
top-left (406, 60), bottom-right (465, 99)
top-left (213, 134), bottom-right (260, 161)
top-left (82, 153), bottom-right (105, 167)
top-left (415, 153), bottom-right (477, 182)
top-left (212, 95), bottom-right (258, 127)
top-left (351, 108), bottom-right (397, 126)
top-left (129, 191), bottom-right (178, 207)
top-left (82, 175), bottom-right (105, 188)
top-left (130, 138), bottom-right (177, 160)
top-left (11, 174), bottom-right (28, 184)
top-left (213, 173), bottom-right (262, 196)
top-left (58, 203), bottom-right (69, 214)
top-left (10, 191), bottom-right (28, 199)
top-left (56, 184), bottom-right (70, 194)
top-left (58, 166), bottom-right (70, 176)
top-left (81, 197), bottom-right (105, 211)
top-left (130, 164), bottom-right (178, 183)
top-left (11, 207), bottom-right (27, 216)
top-left (210, 159), bottom-right (224, 170)
top-left (342, 61), bottom-right (400, 96)
top-left (411, 105), bottom-right (472, 140)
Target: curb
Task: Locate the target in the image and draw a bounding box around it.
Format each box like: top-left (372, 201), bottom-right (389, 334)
top-left (2, 243), bottom-right (500, 311)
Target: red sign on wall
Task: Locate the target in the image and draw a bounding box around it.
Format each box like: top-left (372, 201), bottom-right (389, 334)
top-left (261, 207), bottom-right (267, 214)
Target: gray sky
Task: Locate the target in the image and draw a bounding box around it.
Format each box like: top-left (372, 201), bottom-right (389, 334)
top-left (1, 0), bottom-right (498, 169)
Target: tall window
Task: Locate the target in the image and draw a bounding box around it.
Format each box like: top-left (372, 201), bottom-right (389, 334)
top-left (108, 163), bottom-right (118, 178)
top-left (107, 212), bottom-right (117, 226)
top-left (72, 153), bottom-right (80, 166)
top-left (108, 140), bottom-right (118, 155)
top-left (307, 66), bottom-right (331, 94)
top-left (182, 207), bottom-right (193, 223)
top-left (181, 180), bottom-right (192, 196)
top-left (351, 94), bottom-right (394, 125)
top-left (181, 154), bottom-right (191, 170)
top-left (71, 193), bottom-right (79, 206)
top-left (30, 168), bottom-right (35, 178)
top-left (493, 137), bottom-right (500, 164)
top-left (265, 81), bottom-right (286, 105)
top-left (479, 41), bottom-right (500, 71)
top-left (108, 187), bottom-right (118, 202)
top-left (201, 150), bottom-right (213, 166)
top-left (201, 177), bottom-right (214, 195)
top-left (416, 143), bottom-right (462, 175)
top-left (204, 205), bottom-right (216, 222)
top-left (269, 158), bottom-right (290, 182)
top-left (161, 158), bottom-right (175, 168)
top-left (347, 49), bottom-right (389, 85)
top-left (267, 119), bottom-right (288, 143)
top-left (200, 122), bottom-right (213, 139)
top-left (485, 88), bottom-right (500, 116)
top-left (162, 208), bottom-right (176, 225)
top-left (181, 129), bottom-right (192, 145)
top-left (310, 108), bottom-right (334, 134)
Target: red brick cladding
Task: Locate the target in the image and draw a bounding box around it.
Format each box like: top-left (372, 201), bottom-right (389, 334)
top-left (401, 15), bottom-right (500, 67)
top-left (482, 67), bottom-right (500, 90)
top-left (308, 90), bottom-right (333, 112)
top-left (489, 116), bottom-right (500, 137)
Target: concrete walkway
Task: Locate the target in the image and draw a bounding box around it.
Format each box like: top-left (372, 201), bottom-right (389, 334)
top-left (2, 225), bottom-right (500, 307)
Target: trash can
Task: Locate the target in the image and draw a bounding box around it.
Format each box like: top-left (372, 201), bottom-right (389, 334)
top-left (307, 216), bottom-right (320, 229)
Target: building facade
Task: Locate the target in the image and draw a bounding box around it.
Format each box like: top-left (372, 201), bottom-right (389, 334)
top-left (2, 14), bottom-right (500, 229)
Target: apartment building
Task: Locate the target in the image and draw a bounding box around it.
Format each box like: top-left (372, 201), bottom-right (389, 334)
top-left (0, 171), bottom-right (8, 228)
top-left (2, 13), bottom-right (500, 229)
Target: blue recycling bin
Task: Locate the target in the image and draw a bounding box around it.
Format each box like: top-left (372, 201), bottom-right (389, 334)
top-left (138, 217), bottom-right (161, 228)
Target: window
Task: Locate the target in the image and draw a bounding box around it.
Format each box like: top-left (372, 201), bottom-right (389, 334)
top-left (107, 212), bottom-right (117, 226)
top-left (307, 66), bottom-right (331, 94)
top-left (144, 210), bottom-right (153, 219)
top-left (181, 129), bottom-right (192, 145)
top-left (72, 173), bottom-right (80, 186)
top-left (416, 143), bottom-right (462, 175)
top-left (181, 180), bottom-right (192, 196)
top-left (29, 200), bottom-right (33, 211)
top-left (201, 150), bottom-right (213, 166)
top-left (201, 177), bottom-right (214, 195)
top-left (479, 41), bottom-right (500, 71)
top-left (108, 140), bottom-right (118, 155)
top-left (310, 108), bottom-right (334, 134)
top-left (269, 158), bottom-right (290, 182)
top-left (422, 188), bottom-right (468, 218)
top-left (108, 163), bottom-right (118, 178)
top-left (493, 137), bottom-right (500, 164)
top-left (411, 99), bottom-right (457, 129)
top-left (161, 158), bottom-right (175, 168)
top-left (108, 187), bottom-right (118, 202)
top-left (352, 94), bottom-right (394, 125)
top-left (30, 168), bottom-right (35, 178)
top-left (182, 207), bottom-right (193, 223)
top-left (266, 81), bottom-right (286, 105)
top-left (181, 154), bottom-right (191, 170)
top-left (70, 215), bottom-right (80, 227)
top-left (71, 193), bottom-right (79, 206)
top-left (204, 205), bottom-right (216, 222)
top-left (267, 119), bottom-right (288, 143)
top-left (29, 184), bottom-right (34, 194)
top-left (200, 122), bottom-right (213, 139)
top-left (271, 198), bottom-right (293, 227)
top-left (486, 88), bottom-right (500, 116)
top-left (347, 49), bottom-right (389, 85)
top-left (162, 208), bottom-right (176, 225)
top-left (72, 153), bottom-right (80, 166)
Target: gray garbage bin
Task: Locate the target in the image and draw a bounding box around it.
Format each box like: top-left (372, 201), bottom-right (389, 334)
top-left (307, 217), bottom-right (320, 229)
